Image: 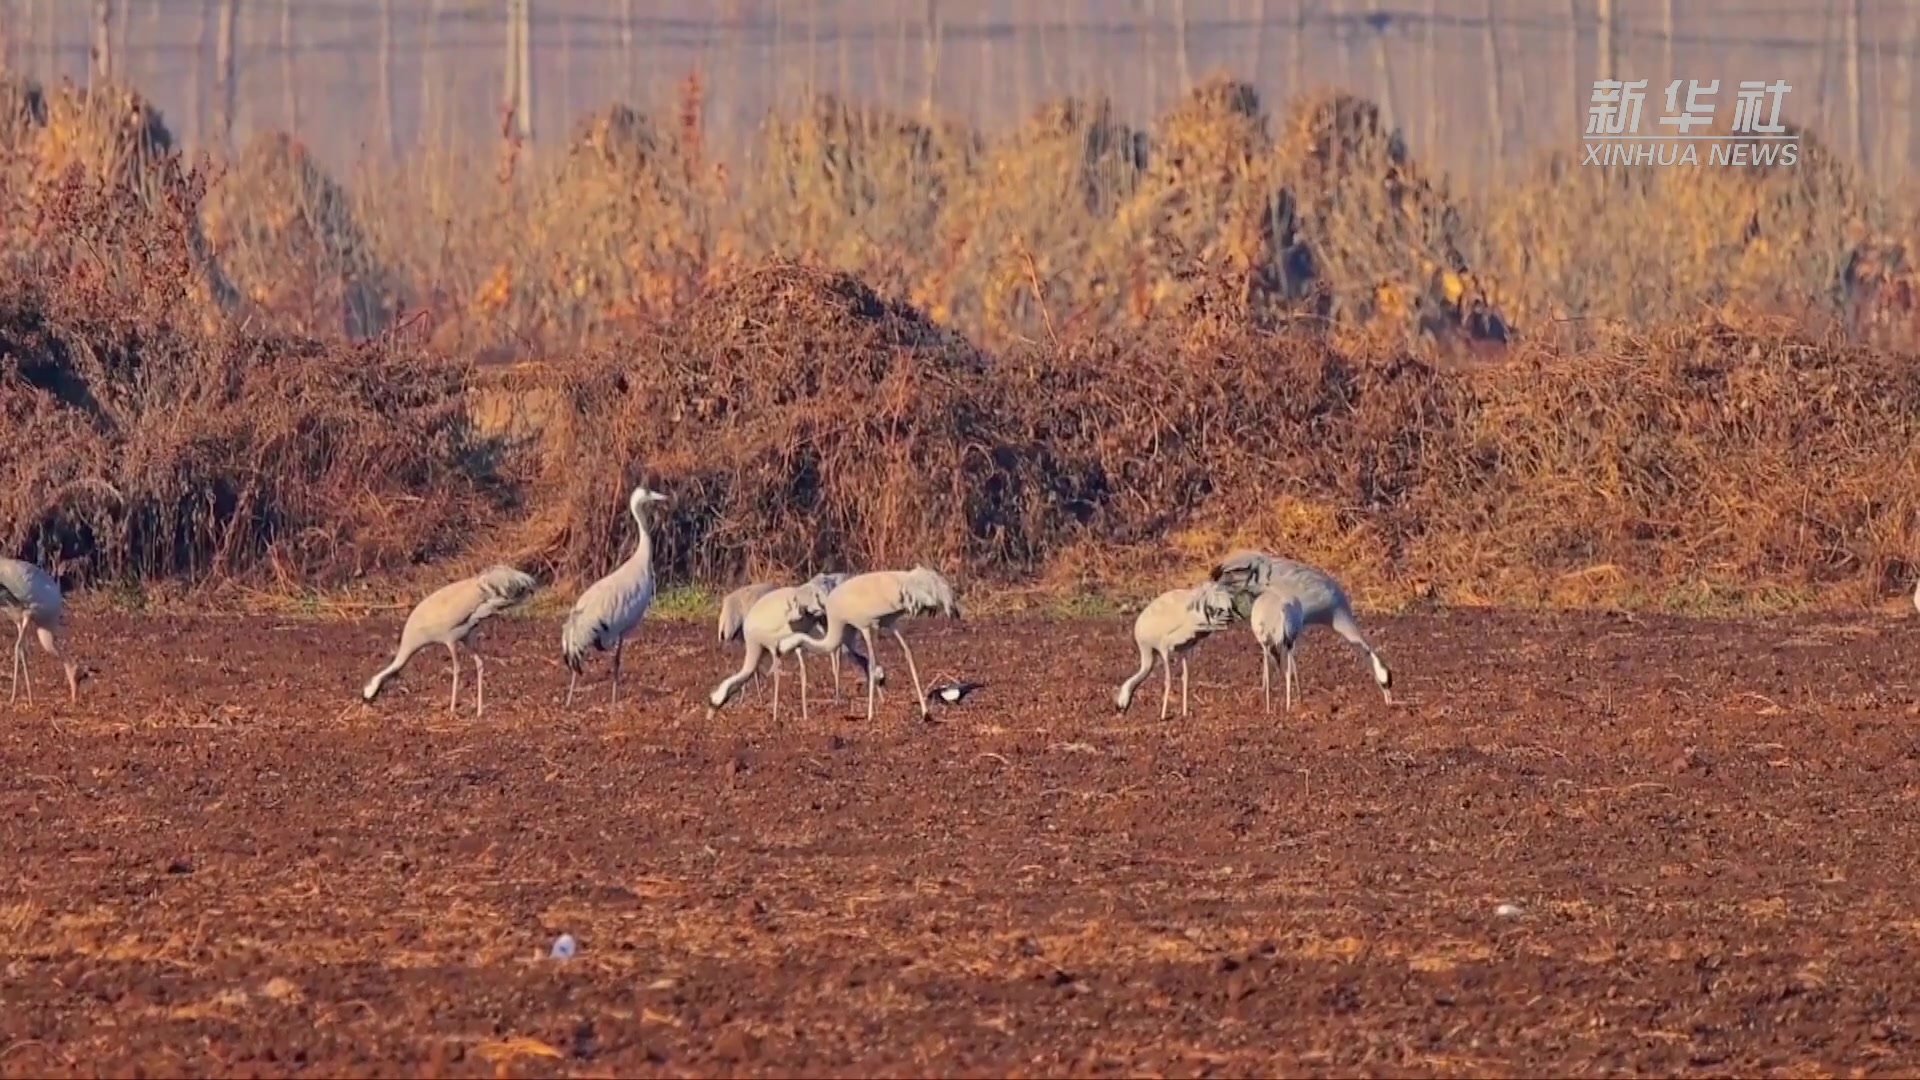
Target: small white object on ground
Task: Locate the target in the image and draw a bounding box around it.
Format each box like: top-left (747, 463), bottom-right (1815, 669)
top-left (1493, 902), bottom-right (1523, 918)
top-left (550, 933), bottom-right (577, 959)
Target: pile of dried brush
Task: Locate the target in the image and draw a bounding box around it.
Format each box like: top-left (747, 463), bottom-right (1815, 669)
top-left (528, 262), bottom-right (1045, 584)
top-left (1087, 77), bottom-right (1279, 330)
top-left (920, 97), bottom-right (1144, 346)
top-left (1407, 317), bottom-right (1920, 606)
top-left (32, 81), bottom-right (173, 198)
top-left (1483, 118), bottom-right (1872, 338)
top-left (0, 82), bottom-right (237, 332)
top-left (200, 132), bottom-right (401, 339)
top-left (1269, 92), bottom-right (1510, 347)
top-left (739, 94), bottom-right (980, 298)
top-left (0, 156), bottom-right (497, 588)
top-left (515, 104), bottom-right (714, 342)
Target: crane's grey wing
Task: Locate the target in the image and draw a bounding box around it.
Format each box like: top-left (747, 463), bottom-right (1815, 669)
top-left (1188, 585), bottom-right (1238, 629)
top-left (719, 583), bottom-right (778, 642)
top-left (1209, 550), bottom-right (1273, 600)
top-left (561, 607), bottom-right (604, 672)
top-left (717, 593), bottom-right (747, 643)
top-left (472, 567), bottom-right (538, 618)
top-left (900, 568), bottom-right (956, 617)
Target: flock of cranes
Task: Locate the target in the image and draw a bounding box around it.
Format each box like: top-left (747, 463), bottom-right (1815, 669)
top-left (2, 484), bottom-right (1402, 719)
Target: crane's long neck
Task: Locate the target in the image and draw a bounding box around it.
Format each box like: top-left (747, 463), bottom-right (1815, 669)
top-left (788, 607), bottom-right (850, 655)
top-left (364, 639), bottom-right (423, 700)
top-left (624, 504), bottom-right (654, 573)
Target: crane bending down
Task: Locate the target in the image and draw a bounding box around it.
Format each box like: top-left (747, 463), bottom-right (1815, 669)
top-left (781, 573), bottom-right (884, 701)
top-left (562, 484), bottom-right (668, 708)
top-left (0, 558), bottom-right (79, 704)
top-left (775, 566), bottom-right (957, 721)
top-left (363, 564), bottom-right (538, 715)
top-left (1115, 582), bottom-right (1237, 719)
top-left (707, 573), bottom-right (880, 721)
top-left (718, 581), bottom-right (779, 691)
top-left (1213, 551), bottom-right (1393, 712)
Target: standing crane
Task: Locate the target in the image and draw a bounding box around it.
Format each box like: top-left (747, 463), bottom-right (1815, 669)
top-left (1214, 551), bottom-right (1393, 711)
top-left (561, 484), bottom-right (668, 708)
top-left (363, 565), bottom-right (538, 716)
top-left (0, 558), bottom-right (79, 705)
top-left (775, 566), bottom-right (958, 722)
top-left (1114, 582), bottom-right (1237, 719)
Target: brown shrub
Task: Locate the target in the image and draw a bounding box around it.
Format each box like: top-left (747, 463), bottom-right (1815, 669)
top-left (1268, 92), bottom-right (1510, 347)
top-left (1481, 120), bottom-right (1874, 338)
top-left (1088, 76), bottom-right (1278, 329)
top-left (33, 81), bottom-right (174, 197)
top-left (514, 268), bottom-right (1920, 611)
top-left (3, 83), bottom-right (237, 332)
top-left (738, 94), bottom-right (981, 298)
top-left (1408, 318), bottom-right (1920, 606)
top-left (524, 262), bottom-right (1031, 586)
top-left (514, 104), bottom-right (714, 343)
top-left (0, 158), bottom-right (500, 589)
top-left (920, 97), bottom-right (1144, 346)
top-left (200, 132), bottom-right (401, 339)
top-left (0, 75), bottom-right (47, 256)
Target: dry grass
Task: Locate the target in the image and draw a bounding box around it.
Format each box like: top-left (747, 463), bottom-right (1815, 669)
top-left (1, 71), bottom-right (1917, 613)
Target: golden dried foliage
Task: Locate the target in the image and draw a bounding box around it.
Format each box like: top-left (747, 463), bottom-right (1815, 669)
top-left (5, 74), bottom-right (1920, 611)
top-left (1482, 120), bottom-right (1873, 337)
top-left (918, 97), bottom-right (1143, 345)
top-left (34, 82), bottom-right (174, 197)
top-left (520, 104), bottom-right (714, 341)
top-left (200, 132), bottom-right (401, 338)
top-left (0, 163), bottom-right (498, 588)
top-left (739, 93), bottom-right (980, 297)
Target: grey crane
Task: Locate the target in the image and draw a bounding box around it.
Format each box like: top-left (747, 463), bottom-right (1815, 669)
top-left (363, 564), bottom-right (538, 715)
top-left (778, 572), bottom-right (883, 701)
top-left (706, 573), bottom-right (880, 722)
top-left (719, 582), bottom-right (777, 655)
top-left (718, 580), bottom-right (780, 695)
top-left (775, 566), bottom-right (958, 721)
top-left (561, 484), bottom-right (668, 707)
top-left (0, 558), bottom-right (79, 704)
top-left (1215, 551), bottom-right (1393, 712)
top-left (1114, 582), bottom-right (1237, 718)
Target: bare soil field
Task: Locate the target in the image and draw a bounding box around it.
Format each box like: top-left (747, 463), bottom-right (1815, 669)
top-left (3, 608), bottom-right (1919, 1077)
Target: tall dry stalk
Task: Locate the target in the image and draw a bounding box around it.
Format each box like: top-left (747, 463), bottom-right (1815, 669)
top-left (1844, 0), bottom-right (1863, 170)
top-left (1369, 16), bottom-right (1396, 131)
top-left (921, 0), bottom-right (941, 119)
top-left (1482, 0), bottom-right (1504, 161)
top-left (1660, 0), bottom-right (1673, 79)
top-left (1565, 0), bottom-right (1578, 132)
top-left (1595, 0), bottom-right (1614, 79)
top-left (280, 0), bottom-right (298, 133)
top-left (1900, 2), bottom-right (1919, 174)
top-left (91, 0), bottom-right (113, 84)
top-left (213, 0), bottom-right (237, 150)
top-left (379, 0), bottom-right (396, 159)
top-left (1172, 0), bottom-right (1193, 92)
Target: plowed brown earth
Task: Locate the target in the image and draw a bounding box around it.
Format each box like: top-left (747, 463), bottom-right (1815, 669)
top-left (4, 609), bottom-right (1920, 1077)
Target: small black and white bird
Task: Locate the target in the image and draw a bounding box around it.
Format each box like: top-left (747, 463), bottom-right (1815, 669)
top-left (925, 679), bottom-right (985, 707)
